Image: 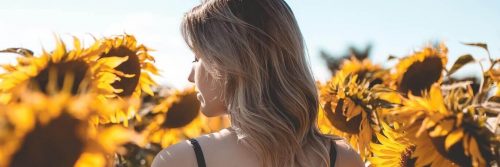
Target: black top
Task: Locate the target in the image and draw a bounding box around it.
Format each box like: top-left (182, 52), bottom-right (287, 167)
top-left (188, 138), bottom-right (337, 167)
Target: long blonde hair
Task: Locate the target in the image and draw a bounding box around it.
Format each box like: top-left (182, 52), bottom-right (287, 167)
top-left (182, 0), bottom-right (334, 166)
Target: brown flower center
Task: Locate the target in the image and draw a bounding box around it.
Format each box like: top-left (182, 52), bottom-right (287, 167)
top-left (10, 113), bottom-right (85, 167)
top-left (400, 145), bottom-right (416, 167)
top-left (324, 100), bottom-right (363, 134)
top-left (161, 92), bottom-right (200, 128)
top-left (32, 60), bottom-right (89, 95)
top-left (399, 56), bottom-right (443, 96)
top-left (100, 46), bottom-right (141, 97)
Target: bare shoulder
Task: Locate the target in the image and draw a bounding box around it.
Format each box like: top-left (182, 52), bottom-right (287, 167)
top-left (151, 140), bottom-right (197, 167)
top-left (332, 139), bottom-right (365, 167)
top-left (151, 128), bottom-right (237, 167)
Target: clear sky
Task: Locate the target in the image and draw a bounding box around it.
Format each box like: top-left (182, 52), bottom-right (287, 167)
top-left (1, 0), bottom-right (499, 88)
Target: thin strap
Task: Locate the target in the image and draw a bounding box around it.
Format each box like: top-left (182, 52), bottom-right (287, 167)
top-left (189, 139), bottom-right (206, 167)
top-left (330, 140), bottom-right (337, 167)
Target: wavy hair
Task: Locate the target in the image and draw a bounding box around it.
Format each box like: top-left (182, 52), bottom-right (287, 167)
top-left (181, 0), bottom-right (335, 166)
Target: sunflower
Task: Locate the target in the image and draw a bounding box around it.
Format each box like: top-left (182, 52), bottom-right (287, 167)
top-left (88, 34), bottom-right (159, 126)
top-left (1, 34), bottom-right (160, 126)
top-left (319, 72), bottom-right (377, 159)
top-left (0, 91), bottom-right (138, 167)
top-left (391, 44), bottom-right (448, 96)
top-left (335, 57), bottom-right (387, 87)
top-left (390, 84), bottom-right (497, 167)
top-left (368, 122), bottom-right (416, 167)
top-left (98, 34), bottom-right (158, 99)
top-left (139, 87), bottom-right (230, 148)
top-left (0, 36), bottom-right (130, 104)
top-left (89, 34), bottom-right (160, 127)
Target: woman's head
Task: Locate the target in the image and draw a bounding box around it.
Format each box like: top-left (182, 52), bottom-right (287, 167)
top-left (182, 0), bottom-right (331, 166)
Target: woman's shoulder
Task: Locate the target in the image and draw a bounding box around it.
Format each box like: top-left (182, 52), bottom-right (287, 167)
top-left (151, 139), bottom-right (197, 167)
top-left (331, 138), bottom-right (365, 167)
top-left (151, 128), bottom-right (238, 167)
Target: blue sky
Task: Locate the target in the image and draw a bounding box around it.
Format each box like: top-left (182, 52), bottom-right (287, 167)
top-left (1, 0), bottom-right (499, 88)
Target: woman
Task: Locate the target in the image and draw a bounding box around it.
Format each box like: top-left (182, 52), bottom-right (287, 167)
top-left (152, 0), bottom-right (364, 166)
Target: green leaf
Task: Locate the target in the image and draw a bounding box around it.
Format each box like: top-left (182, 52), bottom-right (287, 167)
top-left (462, 42), bottom-right (489, 52)
top-left (447, 54), bottom-right (475, 76)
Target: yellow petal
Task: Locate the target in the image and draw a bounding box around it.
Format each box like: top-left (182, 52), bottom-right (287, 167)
top-left (143, 62), bottom-right (159, 75)
top-left (74, 152), bottom-right (106, 167)
top-left (52, 36), bottom-right (67, 62)
top-left (445, 128), bottom-right (463, 151)
top-left (98, 126), bottom-right (134, 153)
top-left (98, 56), bottom-right (129, 69)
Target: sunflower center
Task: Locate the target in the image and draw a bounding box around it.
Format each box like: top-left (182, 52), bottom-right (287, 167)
top-left (161, 92), bottom-right (200, 128)
top-left (399, 56), bottom-right (443, 96)
top-left (324, 99), bottom-right (363, 134)
top-left (10, 113), bottom-right (85, 167)
top-left (400, 145), bottom-right (416, 167)
top-left (32, 60), bottom-right (89, 95)
top-left (100, 46), bottom-right (141, 97)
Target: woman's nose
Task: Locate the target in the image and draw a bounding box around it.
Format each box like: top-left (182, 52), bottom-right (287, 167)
top-left (188, 67), bottom-right (195, 83)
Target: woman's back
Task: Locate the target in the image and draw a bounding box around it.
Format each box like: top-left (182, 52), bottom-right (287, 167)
top-left (152, 128), bottom-right (364, 167)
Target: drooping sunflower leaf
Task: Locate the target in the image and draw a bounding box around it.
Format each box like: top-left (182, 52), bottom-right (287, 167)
top-left (371, 98), bottom-right (395, 108)
top-left (447, 54), bottom-right (475, 76)
top-left (0, 47), bottom-right (34, 57)
top-left (482, 100), bottom-right (500, 116)
top-left (487, 96), bottom-right (500, 103)
top-left (387, 55), bottom-right (397, 60)
top-left (462, 42), bottom-right (489, 52)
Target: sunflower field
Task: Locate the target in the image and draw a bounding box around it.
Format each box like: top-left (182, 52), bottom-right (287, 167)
top-left (0, 34), bottom-right (498, 167)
